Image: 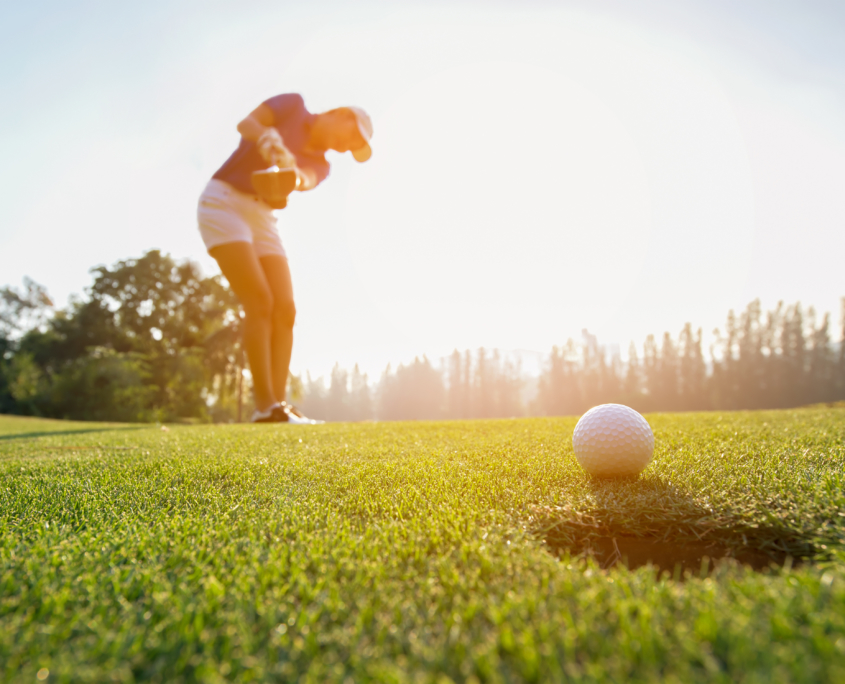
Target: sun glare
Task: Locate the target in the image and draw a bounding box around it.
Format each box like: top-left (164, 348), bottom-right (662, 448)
top-left (325, 11), bottom-right (755, 354)
top-left (343, 60), bottom-right (651, 351)
top-left (7, 3), bottom-right (838, 379)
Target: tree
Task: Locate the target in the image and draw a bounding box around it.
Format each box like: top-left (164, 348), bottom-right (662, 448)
top-left (473, 347), bottom-right (490, 418)
top-left (378, 357), bottom-right (444, 420)
top-left (535, 340), bottom-right (582, 416)
top-left (491, 350), bottom-right (524, 418)
top-left (0, 278), bottom-right (54, 414)
top-left (678, 324), bottom-right (706, 410)
top-left (839, 298), bottom-right (845, 399)
top-left (711, 310), bottom-right (739, 409)
top-left (760, 302), bottom-right (785, 409)
top-left (780, 303), bottom-right (807, 407)
top-left (642, 334), bottom-right (659, 410)
top-left (736, 300), bottom-right (765, 408)
top-left (656, 332), bottom-right (679, 409)
top-left (349, 365), bottom-right (373, 421)
top-left (298, 372), bottom-right (329, 420)
top-left (0, 277), bottom-right (53, 338)
top-left (11, 251), bottom-right (241, 422)
top-left (446, 350), bottom-right (469, 419)
top-left (622, 342), bottom-right (643, 406)
top-left (807, 310), bottom-right (836, 403)
top-left (325, 363), bottom-right (350, 421)
top-left (49, 349), bottom-right (157, 422)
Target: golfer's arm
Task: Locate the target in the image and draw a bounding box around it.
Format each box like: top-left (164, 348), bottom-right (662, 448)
top-left (237, 103), bottom-right (276, 142)
top-left (239, 103), bottom-right (315, 190)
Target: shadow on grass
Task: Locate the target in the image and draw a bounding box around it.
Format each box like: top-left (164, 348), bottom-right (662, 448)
top-left (532, 476), bottom-right (805, 576)
top-left (559, 536), bottom-right (794, 577)
top-left (0, 426), bottom-right (148, 442)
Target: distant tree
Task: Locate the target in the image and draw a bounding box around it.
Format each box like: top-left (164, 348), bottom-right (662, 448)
top-left (4, 352), bottom-right (44, 415)
top-left (642, 334), bottom-right (659, 410)
top-left (492, 350), bottom-right (524, 418)
top-left (348, 364), bottom-right (373, 421)
top-left (298, 372), bottom-right (329, 420)
top-left (535, 340), bottom-right (582, 416)
top-left (323, 364), bottom-right (350, 421)
top-left (807, 309), bottom-right (836, 403)
top-left (0, 278), bottom-right (54, 414)
top-left (463, 348), bottom-right (523, 418)
top-left (446, 350), bottom-right (469, 418)
top-left (535, 346), bottom-right (564, 416)
top-left (711, 310), bottom-right (738, 409)
top-left (622, 342), bottom-right (643, 406)
top-left (378, 357), bottom-right (444, 420)
top-left (736, 300), bottom-right (765, 408)
top-left (656, 332), bottom-right (679, 409)
top-left (780, 303), bottom-right (808, 407)
top-left (839, 298), bottom-right (845, 398)
top-left (205, 321), bottom-right (248, 422)
top-left (580, 330), bottom-right (601, 409)
top-left (0, 277), bottom-right (53, 338)
top-left (760, 302), bottom-right (785, 408)
top-left (678, 324), bottom-right (706, 410)
top-left (462, 349), bottom-right (473, 415)
top-left (48, 349), bottom-right (157, 422)
top-left (473, 347), bottom-right (490, 418)
top-left (287, 372), bottom-right (304, 404)
top-left (9, 251), bottom-right (241, 422)
top-left (5, 263), bottom-right (843, 422)
top-left (603, 348), bottom-right (623, 408)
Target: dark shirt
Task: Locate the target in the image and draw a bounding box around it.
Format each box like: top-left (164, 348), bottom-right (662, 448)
top-left (212, 93), bottom-right (330, 196)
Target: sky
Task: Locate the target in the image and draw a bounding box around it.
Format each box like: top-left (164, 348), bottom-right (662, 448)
top-left (1, 0), bottom-right (844, 379)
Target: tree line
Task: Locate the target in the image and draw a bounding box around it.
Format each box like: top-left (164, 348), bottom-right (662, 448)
top-left (297, 301), bottom-right (845, 420)
top-left (1, 251), bottom-right (246, 422)
top-left (2, 251), bottom-right (843, 422)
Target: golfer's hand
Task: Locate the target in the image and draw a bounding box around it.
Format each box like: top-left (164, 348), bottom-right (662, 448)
top-left (257, 128), bottom-right (295, 168)
top-left (295, 167), bottom-right (317, 191)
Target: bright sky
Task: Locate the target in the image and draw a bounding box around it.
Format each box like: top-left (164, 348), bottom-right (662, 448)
top-left (2, 0), bottom-right (845, 378)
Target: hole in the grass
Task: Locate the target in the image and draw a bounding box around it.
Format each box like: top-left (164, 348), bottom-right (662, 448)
top-left (532, 478), bottom-right (815, 577)
top-left (546, 536), bottom-right (798, 576)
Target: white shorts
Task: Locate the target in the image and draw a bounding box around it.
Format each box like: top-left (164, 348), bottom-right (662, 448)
top-left (197, 179), bottom-right (286, 258)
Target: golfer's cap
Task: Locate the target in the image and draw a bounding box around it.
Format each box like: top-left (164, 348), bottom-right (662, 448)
top-left (347, 106), bottom-right (373, 162)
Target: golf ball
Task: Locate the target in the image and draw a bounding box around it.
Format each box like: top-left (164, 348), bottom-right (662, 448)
top-left (572, 404), bottom-right (654, 478)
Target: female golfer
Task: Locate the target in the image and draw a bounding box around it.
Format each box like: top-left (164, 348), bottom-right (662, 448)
top-left (197, 94), bottom-right (372, 423)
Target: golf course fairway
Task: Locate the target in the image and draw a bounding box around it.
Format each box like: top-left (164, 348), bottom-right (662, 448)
top-left (2, 408), bottom-right (844, 682)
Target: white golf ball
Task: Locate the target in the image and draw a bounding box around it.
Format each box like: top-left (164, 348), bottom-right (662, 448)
top-left (572, 404), bottom-right (654, 478)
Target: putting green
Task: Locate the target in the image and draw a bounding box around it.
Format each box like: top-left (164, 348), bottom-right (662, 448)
top-left (1, 409), bottom-right (844, 682)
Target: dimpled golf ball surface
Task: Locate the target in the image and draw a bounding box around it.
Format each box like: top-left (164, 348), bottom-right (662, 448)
top-left (573, 404), bottom-right (654, 478)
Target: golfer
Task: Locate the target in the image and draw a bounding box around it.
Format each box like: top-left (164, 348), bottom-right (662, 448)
top-left (197, 94), bottom-right (372, 423)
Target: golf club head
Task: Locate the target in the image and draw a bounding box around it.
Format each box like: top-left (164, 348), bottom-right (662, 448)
top-left (251, 166), bottom-right (298, 209)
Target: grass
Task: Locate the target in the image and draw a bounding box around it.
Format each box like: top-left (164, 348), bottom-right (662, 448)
top-left (1, 408), bottom-right (845, 683)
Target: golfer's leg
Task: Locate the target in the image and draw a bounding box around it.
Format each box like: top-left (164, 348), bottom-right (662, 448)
top-left (259, 255), bottom-right (295, 402)
top-left (209, 242), bottom-right (277, 411)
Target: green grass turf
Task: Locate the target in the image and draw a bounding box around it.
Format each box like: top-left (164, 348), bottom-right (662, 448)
top-left (2, 408), bottom-right (845, 683)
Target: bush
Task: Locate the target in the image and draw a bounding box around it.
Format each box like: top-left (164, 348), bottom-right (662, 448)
top-left (48, 349), bottom-right (157, 422)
